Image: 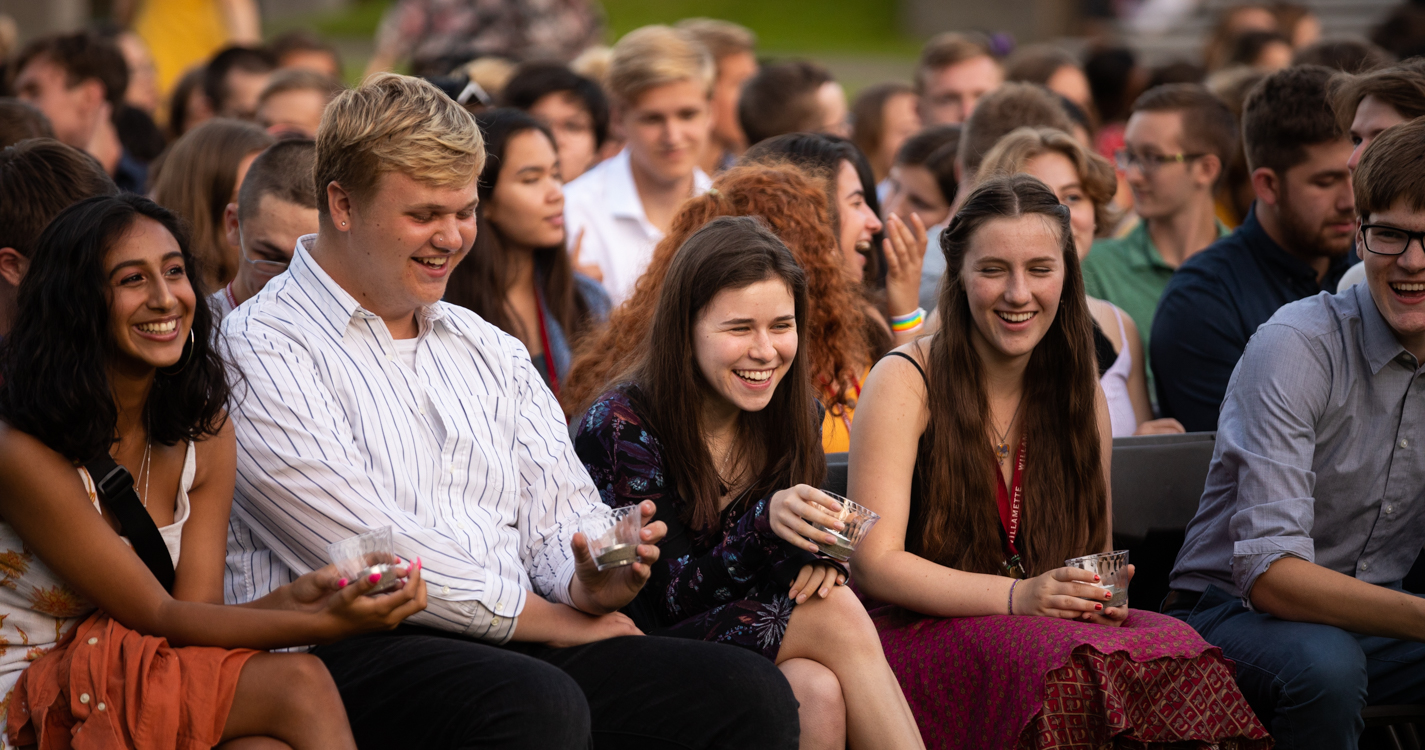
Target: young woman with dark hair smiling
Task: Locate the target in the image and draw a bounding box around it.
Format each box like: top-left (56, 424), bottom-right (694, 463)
top-left (444, 108), bottom-right (611, 397)
top-left (574, 216), bottom-right (923, 750)
top-left (845, 175), bottom-right (1268, 749)
top-left (0, 194), bottom-right (425, 749)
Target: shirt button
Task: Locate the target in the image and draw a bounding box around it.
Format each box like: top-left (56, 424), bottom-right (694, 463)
top-left (492, 616), bottom-right (500, 626)
top-left (447, 464), bottom-right (455, 473)
top-left (418, 408), bottom-right (426, 416)
top-left (97, 703), bottom-right (106, 711)
top-left (1386, 504), bottom-right (1395, 514)
top-left (494, 603), bottom-right (503, 613)
top-left (79, 693), bottom-right (90, 704)
top-left (87, 638), bottom-right (97, 645)
top-left (457, 522), bottom-right (467, 530)
top-left (441, 585), bottom-right (451, 595)
top-left (385, 353), bottom-right (395, 363)
top-left (1401, 439), bottom-right (1410, 449)
top-left (1360, 560), bottom-right (1371, 572)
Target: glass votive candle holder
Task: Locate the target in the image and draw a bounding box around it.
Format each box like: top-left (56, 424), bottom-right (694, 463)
top-left (1064, 549), bottom-right (1130, 608)
top-left (811, 491), bottom-right (880, 562)
top-left (327, 526), bottom-right (404, 596)
top-left (580, 506), bottom-right (642, 571)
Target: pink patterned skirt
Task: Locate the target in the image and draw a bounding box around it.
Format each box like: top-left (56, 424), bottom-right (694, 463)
top-left (873, 608), bottom-right (1272, 749)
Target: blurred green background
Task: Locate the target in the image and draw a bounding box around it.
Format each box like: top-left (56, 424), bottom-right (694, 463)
top-left (275, 0), bottom-right (921, 93)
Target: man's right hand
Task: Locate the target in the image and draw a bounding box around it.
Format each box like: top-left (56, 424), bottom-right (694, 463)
top-left (545, 610), bottom-right (643, 648)
top-left (511, 595), bottom-right (644, 646)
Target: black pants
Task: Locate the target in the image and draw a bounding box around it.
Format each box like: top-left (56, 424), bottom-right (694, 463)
top-left (312, 624), bottom-right (800, 749)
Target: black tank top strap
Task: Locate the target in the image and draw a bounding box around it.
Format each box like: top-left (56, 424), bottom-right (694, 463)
top-left (884, 350), bottom-right (928, 387)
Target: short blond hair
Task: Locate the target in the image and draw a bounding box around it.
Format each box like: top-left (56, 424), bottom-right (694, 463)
top-left (975, 126), bottom-right (1119, 236)
top-left (315, 72), bottom-right (484, 215)
top-left (675, 18), bottom-right (756, 62)
top-left (606, 25), bottom-right (714, 107)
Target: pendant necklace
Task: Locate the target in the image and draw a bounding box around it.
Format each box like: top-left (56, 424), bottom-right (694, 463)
top-left (992, 396), bottom-right (1024, 463)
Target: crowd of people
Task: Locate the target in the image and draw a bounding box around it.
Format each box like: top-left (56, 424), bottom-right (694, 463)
top-left (1, 1), bottom-right (1425, 748)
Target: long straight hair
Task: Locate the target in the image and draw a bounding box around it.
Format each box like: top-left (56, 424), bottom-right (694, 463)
top-left (913, 174), bottom-right (1105, 576)
top-left (630, 216), bottom-right (826, 531)
top-left (445, 108), bottom-right (593, 346)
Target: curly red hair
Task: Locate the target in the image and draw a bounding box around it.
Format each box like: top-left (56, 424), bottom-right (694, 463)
top-left (561, 162), bottom-right (872, 418)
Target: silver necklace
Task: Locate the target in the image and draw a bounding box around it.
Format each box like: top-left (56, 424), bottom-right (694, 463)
top-left (137, 439), bottom-right (152, 508)
top-left (992, 396), bottom-right (1024, 464)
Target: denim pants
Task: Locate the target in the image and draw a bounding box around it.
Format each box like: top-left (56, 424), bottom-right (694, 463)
top-left (312, 624), bottom-right (801, 749)
top-left (1168, 584), bottom-right (1425, 749)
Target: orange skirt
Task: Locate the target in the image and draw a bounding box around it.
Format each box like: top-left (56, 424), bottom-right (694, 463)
top-left (7, 611), bottom-right (260, 750)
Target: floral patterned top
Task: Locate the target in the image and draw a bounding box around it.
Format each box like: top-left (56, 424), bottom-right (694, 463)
top-left (573, 387), bottom-right (826, 660)
top-left (0, 443), bottom-right (192, 746)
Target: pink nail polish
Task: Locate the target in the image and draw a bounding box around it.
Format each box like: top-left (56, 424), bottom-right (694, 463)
top-left (368, 572), bottom-right (382, 585)
top-left (337, 578), bottom-right (348, 588)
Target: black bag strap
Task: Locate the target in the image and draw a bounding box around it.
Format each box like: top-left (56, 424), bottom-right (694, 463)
top-left (84, 454), bottom-right (176, 593)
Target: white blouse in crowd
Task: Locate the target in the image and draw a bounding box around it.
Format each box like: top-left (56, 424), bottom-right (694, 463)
top-left (1098, 306), bottom-right (1139, 437)
top-left (0, 443), bottom-right (192, 744)
top-left (221, 235), bottom-right (605, 644)
top-left (562, 148), bottom-right (711, 305)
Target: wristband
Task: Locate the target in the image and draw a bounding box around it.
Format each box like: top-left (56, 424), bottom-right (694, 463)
top-left (890, 307), bottom-right (925, 333)
top-left (1007, 579), bottom-right (1019, 616)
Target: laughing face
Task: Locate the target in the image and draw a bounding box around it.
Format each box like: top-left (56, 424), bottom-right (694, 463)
top-left (105, 216), bottom-right (197, 373)
top-left (960, 214), bottom-right (1066, 363)
top-left (1363, 201), bottom-right (1425, 359)
top-left (693, 278), bottom-right (799, 419)
top-left (333, 170), bottom-right (478, 336)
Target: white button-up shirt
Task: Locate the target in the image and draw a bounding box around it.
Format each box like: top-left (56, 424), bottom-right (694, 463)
top-left (563, 148), bottom-right (711, 305)
top-left (222, 235), bottom-right (604, 644)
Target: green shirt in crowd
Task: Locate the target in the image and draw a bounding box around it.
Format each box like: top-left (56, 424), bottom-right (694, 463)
top-left (1082, 219), bottom-right (1230, 398)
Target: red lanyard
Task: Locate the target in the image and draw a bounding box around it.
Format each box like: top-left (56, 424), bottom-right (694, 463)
top-left (994, 438), bottom-right (1027, 577)
top-left (533, 293), bottom-right (559, 396)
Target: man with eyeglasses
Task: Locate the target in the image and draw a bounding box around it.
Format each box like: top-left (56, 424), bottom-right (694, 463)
top-left (1164, 117), bottom-right (1425, 749)
top-left (1081, 84), bottom-right (1235, 385)
top-left (210, 139), bottom-right (318, 321)
top-left (1152, 66), bottom-right (1356, 432)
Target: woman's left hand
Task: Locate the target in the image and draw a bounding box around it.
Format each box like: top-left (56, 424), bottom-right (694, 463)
top-left (1076, 564), bottom-right (1135, 627)
top-left (788, 563), bottom-right (845, 605)
top-left (882, 212), bottom-right (929, 320)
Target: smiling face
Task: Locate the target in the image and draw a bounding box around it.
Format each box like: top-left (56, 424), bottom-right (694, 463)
top-left (1347, 96), bottom-right (1407, 173)
top-left (529, 91), bottom-right (599, 182)
top-left (836, 159), bottom-right (882, 281)
top-left (619, 79), bottom-right (712, 186)
top-left (483, 129), bottom-right (566, 251)
top-left (693, 277), bottom-right (799, 418)
top-left (1363, 201), bottom-right (1425, 358)
top-left (1023, 150), bottom-right (1095, 259)
top-left (105, 216), bottom-right (197, 372)
top-left (960, 214), bottom-right (1066, 363)
top-left (332, 170), bottom-right (478, 335)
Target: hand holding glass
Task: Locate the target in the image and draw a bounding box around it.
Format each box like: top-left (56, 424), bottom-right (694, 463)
top-left (327, 526), bottom-right (405, 596)
top-left (580, 506), bottom-right (643, 571)
top-left (1064, 550), bottom-right (1130, 608)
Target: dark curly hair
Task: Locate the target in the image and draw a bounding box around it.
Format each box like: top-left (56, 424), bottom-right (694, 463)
top-left (0, 194), bottom-right (230, 463)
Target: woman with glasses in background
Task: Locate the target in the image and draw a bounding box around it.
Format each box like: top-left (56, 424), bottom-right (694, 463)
top-left (209, 139), bottom-right (318, 322)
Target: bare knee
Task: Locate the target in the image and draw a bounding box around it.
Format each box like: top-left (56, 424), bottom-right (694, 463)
top-left (262, 653), bottom-right (345, 717)
top-left (786, 585), bottom-right (882, 656)
top-left (779, 658), bottom-right (845, 750)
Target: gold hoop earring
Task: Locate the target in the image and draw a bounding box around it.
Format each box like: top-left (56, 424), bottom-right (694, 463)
top-left (160, 329), bottom-right (196, 376)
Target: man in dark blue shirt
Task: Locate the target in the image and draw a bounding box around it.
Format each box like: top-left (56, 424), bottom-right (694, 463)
top-left (1152, 65), bottom-right (1356, 431)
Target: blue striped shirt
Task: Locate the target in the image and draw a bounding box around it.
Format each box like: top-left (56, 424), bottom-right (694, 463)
top-left (222, 235), bottom-right (601, 643)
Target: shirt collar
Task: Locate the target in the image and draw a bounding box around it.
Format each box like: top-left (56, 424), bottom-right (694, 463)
top-left (1127, 215), bottom-right (1231, 272)
top-left (606, 148), bottom-right (712, 222)
top-left (286, 234), bottom-right (448, 339)
top-left (1355, 282), bottom-right (1412, 375)
top-left (1238, 206), bottom-right (1351, 285)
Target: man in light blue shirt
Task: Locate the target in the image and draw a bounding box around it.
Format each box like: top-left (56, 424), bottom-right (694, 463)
top-left (1166, 118), bottom-right (1425, 748)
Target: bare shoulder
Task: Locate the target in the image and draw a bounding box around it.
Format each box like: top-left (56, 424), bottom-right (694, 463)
top-left (0, 421), bottom-right (68, 476)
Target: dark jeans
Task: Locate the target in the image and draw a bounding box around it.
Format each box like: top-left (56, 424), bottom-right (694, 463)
top-left (312, 624), bottom-right (800, 750)
top-left (1168, 584), bottom-right (1425, 749)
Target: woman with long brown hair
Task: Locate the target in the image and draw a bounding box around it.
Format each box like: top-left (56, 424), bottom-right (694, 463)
top-left (976, 126), bottom-right (1183, 436)
top-left (444, 108), bottom-right (610, 396)
top-left (149, 118), bottom-right (273, 290)
top-left (847, 175), bottom-right (1268, 749)
top-left (560, 162), bottom-right (870, 451)
top-left (575, 216), bottom-right (923, 750)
